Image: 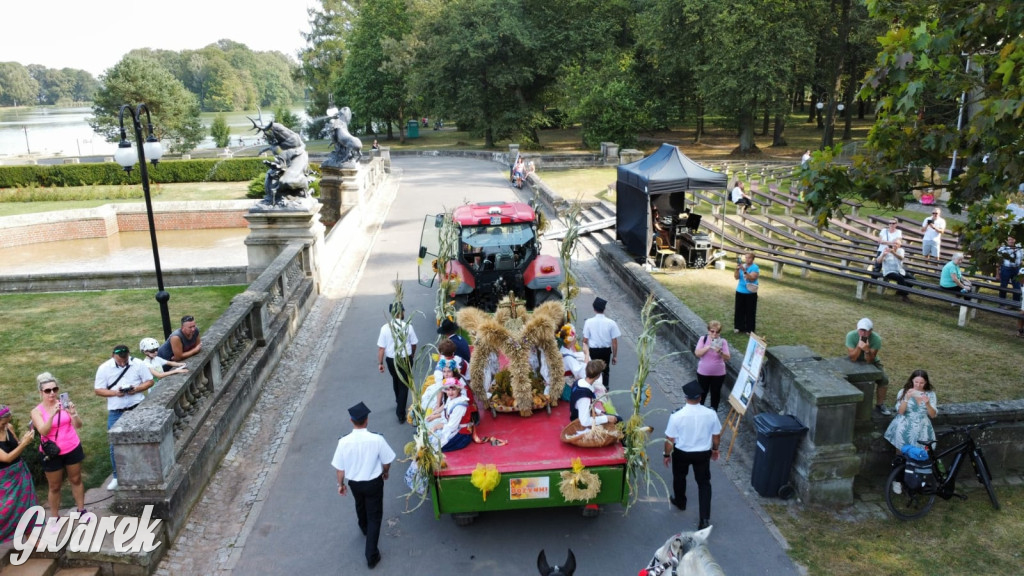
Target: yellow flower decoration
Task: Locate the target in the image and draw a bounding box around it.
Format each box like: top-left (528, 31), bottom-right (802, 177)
top-left (470, 463), bottom-right (501, 501)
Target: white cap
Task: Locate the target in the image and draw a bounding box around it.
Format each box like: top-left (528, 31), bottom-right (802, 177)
top-left (857, 318), bottom-right (873, 331)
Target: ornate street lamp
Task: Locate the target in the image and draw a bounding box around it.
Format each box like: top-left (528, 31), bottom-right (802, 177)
top-left (114, 104), bottom-right (172, 339)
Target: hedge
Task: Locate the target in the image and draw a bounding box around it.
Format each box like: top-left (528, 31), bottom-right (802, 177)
top-left (0, 158), bottom-right (268, 188)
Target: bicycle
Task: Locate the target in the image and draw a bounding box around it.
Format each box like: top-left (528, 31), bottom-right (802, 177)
top-left (885, 420), bottom-right (1000, 520)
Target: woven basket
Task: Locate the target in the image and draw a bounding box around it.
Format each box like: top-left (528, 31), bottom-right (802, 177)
top-left (560, 419), bottom-right (622, 448)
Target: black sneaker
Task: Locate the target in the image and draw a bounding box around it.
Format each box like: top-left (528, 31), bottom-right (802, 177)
top-left (875, 404), bottom-right (893, 416)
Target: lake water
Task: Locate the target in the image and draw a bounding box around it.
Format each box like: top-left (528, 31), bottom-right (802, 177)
top-left (0, 106), bottom-right (309, 158)
top-left (0, 228), bottom-right (249, 275)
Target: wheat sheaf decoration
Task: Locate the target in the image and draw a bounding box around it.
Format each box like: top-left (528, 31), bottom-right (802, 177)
top-left (559, 457), bottom-right (601, 502)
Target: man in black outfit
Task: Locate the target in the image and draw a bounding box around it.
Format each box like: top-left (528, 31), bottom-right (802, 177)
top-left (331, 402), bottom-right (396, 569)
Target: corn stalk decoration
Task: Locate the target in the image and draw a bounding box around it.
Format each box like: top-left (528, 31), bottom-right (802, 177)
top-left (433, 208), bottom-right (461, 327)
top-left (623, 294), bottom-right (675, 510)
top-left (558, 199), bottom-right (584, 324)
top-left (388, 280), bottom-right (442, 511)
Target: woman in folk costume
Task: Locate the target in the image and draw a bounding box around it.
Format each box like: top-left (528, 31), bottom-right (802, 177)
top-left (559, 324), bottom-right (587, 381)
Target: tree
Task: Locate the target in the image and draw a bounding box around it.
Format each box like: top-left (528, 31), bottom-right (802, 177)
top-left (803, 1), bottom-right (1024, 268)
top-left (299, 0), bottom-right (356, 138)
top-left (411, 0), bottom-right (540, 147)
top-left (336, 0), bottom-right (413, 141)
top-left (210, 114), bottom-right (231, 148)
top-left (0, 62), bottom-right (40, 107)
top-left (90, 55), bottom-right (206, 153)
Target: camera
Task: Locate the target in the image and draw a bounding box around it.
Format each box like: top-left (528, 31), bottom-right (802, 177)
top-left (860, 335), bottom-right (869, 344)
top-left (59, 392), bottom-right (70, 409)
top-left (122, 385), bottom-right (136, 395)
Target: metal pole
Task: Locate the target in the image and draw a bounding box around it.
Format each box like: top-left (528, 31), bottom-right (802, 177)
top-left (23, 126), bottom-right (30, 154)
top-left (129, 105), bottom-right (172, 339)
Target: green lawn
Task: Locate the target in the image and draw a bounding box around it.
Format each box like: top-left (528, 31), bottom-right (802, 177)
top-left (0, 285), bottom-right (246, 502)
top-left (0, 181), bottom-right (250, 217)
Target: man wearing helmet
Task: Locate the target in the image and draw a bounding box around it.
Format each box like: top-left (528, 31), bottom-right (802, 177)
top-left (139, 338), bottom-right (188, 380)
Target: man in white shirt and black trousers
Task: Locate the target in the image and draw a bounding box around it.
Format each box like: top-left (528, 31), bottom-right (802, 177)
top-left (376, 303), bottom-right (418, 423)
top-left (663, 381), bottom-right (722, 530)
top-left (582, 297), bottom-right (620, 388)
top-left (332, 402), bottom-right (396, 570)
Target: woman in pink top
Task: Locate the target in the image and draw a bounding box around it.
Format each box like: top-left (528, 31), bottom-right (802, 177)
top-left (694, 320), bottom-right (731, 411)
top-left (29, 372), bottom-right (93, 527)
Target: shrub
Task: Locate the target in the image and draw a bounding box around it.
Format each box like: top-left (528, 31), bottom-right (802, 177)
top-left (0, 158), bottom-right (268, 189)
top-left (210, 114), bottom-right (231, 148)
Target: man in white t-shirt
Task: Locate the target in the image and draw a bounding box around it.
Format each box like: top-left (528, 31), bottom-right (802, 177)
top-left (663, 381), bottom-right (722, 530)
top-left (94, 344), bottom-right (154, 490)
top-left (582, 297), bottom-right (621, 388)
top-left (377, 303), bottom-right (418, 423)
top-left (920, 208), bottom-right (946, 260)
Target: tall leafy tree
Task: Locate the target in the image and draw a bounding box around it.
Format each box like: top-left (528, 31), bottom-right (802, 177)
top-left (299, 0), bottom-right (357, 137)
top-left (803, 0), bottom-right (1024, 267)
top-left (90, 55), bottom-right (205, 153)
top-left (411, 0), bottom-right (539, 147)
top-left (0, 62), bottom-right (40, 107)
top-left (337, 0), bottom-right (412, 140)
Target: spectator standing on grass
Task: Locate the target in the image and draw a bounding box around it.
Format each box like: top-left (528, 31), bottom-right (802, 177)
top-left (997, 236), bottom-right (1022, 303)
top-left (920, 208), bottom-right (946, 261)
top-left (883, 370), bottom-right (937, 451)
top-left (157, 315), bottom-right (202, 362)
top-left (94, 345), bottom-right (153, 491)
top-left (730, 181), bottom-right (752, 212)
top-left (139, 337), bottom-right (188, 381)
top-left (31, 373), bottom-right (93, 528)
top-left (877, 238), bottom-right (912, 302)
top-left (582, 297), bottom-right (620, 389)
top-left (733, 252), bottom-right (759, 334)
top-left (845, 318), bottom-right (891, 416)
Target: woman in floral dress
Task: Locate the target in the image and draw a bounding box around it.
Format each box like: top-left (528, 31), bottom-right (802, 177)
top-left (884, 370), bottom-right (938, 451)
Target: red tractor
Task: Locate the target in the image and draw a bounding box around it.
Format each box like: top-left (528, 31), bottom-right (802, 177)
top-left (418, 201), bottom-right (564, 311)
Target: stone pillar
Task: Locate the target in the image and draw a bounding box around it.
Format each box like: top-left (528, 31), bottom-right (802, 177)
top-left (380, 146), bottom-right (391, 172)
top-left (508, 143), bottom-right (520, 162)
top-left (319, 165), bottom-right (344, 226)
top-left (620, 148), bottom-right (644, 164)
top-left (823, 357), bottom-right (886, 426)
top-left (600, 142), bottom-right (619, 164)
top-left (759, 345), bottom-right (864, 505)
top-left (244, 200), bottom-right (325, 285)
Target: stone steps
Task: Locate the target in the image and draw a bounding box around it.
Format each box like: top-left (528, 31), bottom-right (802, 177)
top-left (0, 558), bottom-right (101, 576)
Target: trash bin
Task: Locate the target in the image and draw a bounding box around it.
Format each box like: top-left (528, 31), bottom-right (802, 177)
top-left (406, 119), bottom-right (419, 138)
top-left (751, 413), bottom-right (807, 498)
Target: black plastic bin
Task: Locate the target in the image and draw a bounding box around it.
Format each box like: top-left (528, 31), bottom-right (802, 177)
top-left (751, 413), bottom-right (807, 498)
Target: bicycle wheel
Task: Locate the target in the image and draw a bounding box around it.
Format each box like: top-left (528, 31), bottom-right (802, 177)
top-left (885, 465), bottom-right (936, 520)
top-left (973, 451), bottom-right (1000, 510)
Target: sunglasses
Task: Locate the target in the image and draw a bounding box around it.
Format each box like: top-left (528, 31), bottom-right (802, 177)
top-left (181, 316), bottom-right (195, 323)
top-left (42, 387), bottom-right (60, 394)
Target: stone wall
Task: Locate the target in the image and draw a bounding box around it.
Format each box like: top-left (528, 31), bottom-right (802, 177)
top-left (0, 266), bottom-right (247, 293)
top-left (0, 201), bottom-right (256, 249)
top-left (595, 240), bottom-right (1024, 504)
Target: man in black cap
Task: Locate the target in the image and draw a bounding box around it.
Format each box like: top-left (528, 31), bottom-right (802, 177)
top-left (663, 381), bottom-right (722, 530)
top-left (582, 296), bottom-right (620, 388)
top-left (437, 318), bottom-right (471, 363)
top-left (93, 344), bottom-right (154, 491)
top-left (376, 303), bottom-right (418, 423)
top-left (332, 402), bottom-right (396, 569)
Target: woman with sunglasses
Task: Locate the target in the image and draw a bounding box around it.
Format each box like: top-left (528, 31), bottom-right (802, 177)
top-left (1, 404), bottom-right (39, 543)
top-left (694, 320), bottom-right (731, 412)
top-left (29, 372), bottom-right (93, 529)
top-left (875, 219), bottom-right (903, 273)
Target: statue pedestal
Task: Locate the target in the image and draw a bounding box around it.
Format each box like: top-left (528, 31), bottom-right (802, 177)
top-left (319, 164), bottom-right (361, 226)
top-left (244, 201), bottom-right (324, 284)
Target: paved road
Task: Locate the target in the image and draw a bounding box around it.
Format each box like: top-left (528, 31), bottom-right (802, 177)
top-left (231, 157), bottom-right (800, 575)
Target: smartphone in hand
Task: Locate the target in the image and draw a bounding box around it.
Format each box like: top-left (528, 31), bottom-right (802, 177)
top-left (59, 392), bottom-right (70, 409)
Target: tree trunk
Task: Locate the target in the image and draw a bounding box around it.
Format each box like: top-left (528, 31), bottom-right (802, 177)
top-left (771, 114), bottom-right (787, 147)
top-left (738, 108), bottom-right (756, 152)
top-left (761, 106), bottom-right (770, 136)
top-left (694, 102), bottom-right (705, 144)
top-left (485, 127), bottom-right (494, 148)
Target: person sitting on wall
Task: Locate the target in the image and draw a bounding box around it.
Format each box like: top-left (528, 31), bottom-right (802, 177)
top-left (156, 315), bottom-right (202, 362)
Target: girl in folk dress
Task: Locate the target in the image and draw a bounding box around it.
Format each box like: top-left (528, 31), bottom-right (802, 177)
top-left (884, 370), bottom-right (938, 450)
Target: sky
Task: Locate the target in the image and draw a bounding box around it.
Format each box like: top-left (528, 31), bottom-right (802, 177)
top-left (1, 0), bottom-right (315, 78)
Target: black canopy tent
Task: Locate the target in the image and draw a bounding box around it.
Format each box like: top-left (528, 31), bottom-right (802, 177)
top-left (615, 143), bottom-right (728, 258)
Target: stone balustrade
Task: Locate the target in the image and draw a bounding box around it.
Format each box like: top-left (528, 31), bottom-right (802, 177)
top-left (109, 240), bottom-right (317, 540)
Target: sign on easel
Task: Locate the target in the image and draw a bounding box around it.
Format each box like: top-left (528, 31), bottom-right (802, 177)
top-left (723, 333), bottom-right (767, 460)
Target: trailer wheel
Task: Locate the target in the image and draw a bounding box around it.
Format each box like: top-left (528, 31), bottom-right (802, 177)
top-left (453, 512), bottom-right (478, 526)
top-left (582, 504), bottom-right (600, 518)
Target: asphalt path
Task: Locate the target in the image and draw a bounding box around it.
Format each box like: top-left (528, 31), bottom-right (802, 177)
top-left (233, 157), bottom-right (800, 575)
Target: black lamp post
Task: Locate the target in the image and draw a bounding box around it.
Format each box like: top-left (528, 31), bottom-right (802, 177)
top-left (113, 104), bottom-right (172, 339)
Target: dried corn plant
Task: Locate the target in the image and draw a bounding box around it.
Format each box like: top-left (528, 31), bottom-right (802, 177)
top-left (623, 294), bottom-right (676, 510)
top-left (387, 280), bottom-right (442, 511)
top-left (433, 208), bottom-right (461, 327)
top-left (558, 198), bottom-right (585, 324)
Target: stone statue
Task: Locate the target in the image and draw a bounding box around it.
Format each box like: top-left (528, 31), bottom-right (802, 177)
top-left (323, 106), bottom-right (362, 168)
top-left (248, 108), bottom-right (314, 208)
